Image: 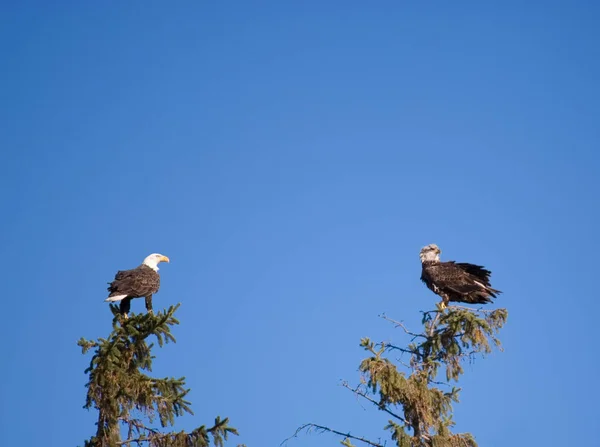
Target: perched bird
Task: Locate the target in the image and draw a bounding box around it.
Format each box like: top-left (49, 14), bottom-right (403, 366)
top-left (105, 253), bottom-right (170, 318)
top-left (419, 244), bottom-right (500, 308)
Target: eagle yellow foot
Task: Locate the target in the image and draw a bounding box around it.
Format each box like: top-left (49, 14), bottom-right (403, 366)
top-left (437, 301), bottom-right (447, 311)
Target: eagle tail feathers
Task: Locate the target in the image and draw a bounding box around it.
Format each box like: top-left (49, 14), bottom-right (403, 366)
top-left (105, 294), bottom-right (128, 302)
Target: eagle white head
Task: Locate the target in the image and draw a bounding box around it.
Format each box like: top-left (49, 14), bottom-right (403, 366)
top-left (420, 244), bottom-right (441, 263)
top-left (143, 253), bottom-right (170, 271)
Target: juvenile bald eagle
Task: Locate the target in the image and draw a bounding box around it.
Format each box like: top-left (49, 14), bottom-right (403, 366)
top-left (105, 253), bottom-right (170, 318)
top-left (420, 244), bottom-right (500, 308)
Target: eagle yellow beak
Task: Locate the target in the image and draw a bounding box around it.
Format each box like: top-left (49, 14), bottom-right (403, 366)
top-left (160, 255), bottom-right (170, 263)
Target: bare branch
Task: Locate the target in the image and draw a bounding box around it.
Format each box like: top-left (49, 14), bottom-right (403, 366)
top-left (341, 382), bottom-right (409, 425)
top-left (281, 423), bottom-right (384, 447)
top-left (385, 343), bottom-right (415, 355)
top-left (427, 311), bottom-right (442, 338)
top-left (395, 357), bottom-right (413, 370)
top-left (379, 314), bottom-right (425, 339)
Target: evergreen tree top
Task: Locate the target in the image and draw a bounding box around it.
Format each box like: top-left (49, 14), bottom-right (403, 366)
top-left (78, 304), bottom-right (238, 447)
top-left (285, 305), bottom-right (508, 447)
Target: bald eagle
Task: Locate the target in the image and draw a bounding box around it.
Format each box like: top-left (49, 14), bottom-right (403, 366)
top-left (105, 253), bottom-right (170, 318)
top-left (420, 244), bottom-right (500, 308)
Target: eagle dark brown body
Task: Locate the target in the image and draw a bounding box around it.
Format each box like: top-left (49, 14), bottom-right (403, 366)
top-left (105, 253), bottom-right (169, 317)
top-left (107, 265), bottom-right (160, 315)
top-left (420, 244), bottom-right (501, 306)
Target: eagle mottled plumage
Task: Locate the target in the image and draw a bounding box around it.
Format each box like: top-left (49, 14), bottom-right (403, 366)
top-left (105, 253), bottom-right (170, 318)
top-left (420, 244), bottom-right (501, 307)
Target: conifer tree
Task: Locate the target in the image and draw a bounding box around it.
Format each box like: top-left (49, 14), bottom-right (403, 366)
top-left (78, 304), bottom-right (239, 447)
top-left (287, 304), bottom-right (508, 447)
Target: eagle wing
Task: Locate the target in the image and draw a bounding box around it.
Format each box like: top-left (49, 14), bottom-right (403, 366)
top-left (423, 263), bottom-right (481, 294)
top-left (107, 266), bottom-right (160, 298)
top-left (421, 261), bottom-right (489, 295)
top-left (453, 262), bottom-right (493, 286)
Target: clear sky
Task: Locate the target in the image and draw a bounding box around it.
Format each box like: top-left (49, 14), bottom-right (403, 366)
top-left (1, 2), bottom-right (598, 446)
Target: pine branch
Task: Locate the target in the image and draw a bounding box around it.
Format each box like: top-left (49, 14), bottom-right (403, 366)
top-left (117, 418), bottom-right (236, 447)
top-left (446, 304), bottom-right (496, 313)
top-left (80, 305), bottom-right (238, 447)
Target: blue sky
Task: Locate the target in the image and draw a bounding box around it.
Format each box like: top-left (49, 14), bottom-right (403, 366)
top-left (1, 1), bottom-right (598, 446)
